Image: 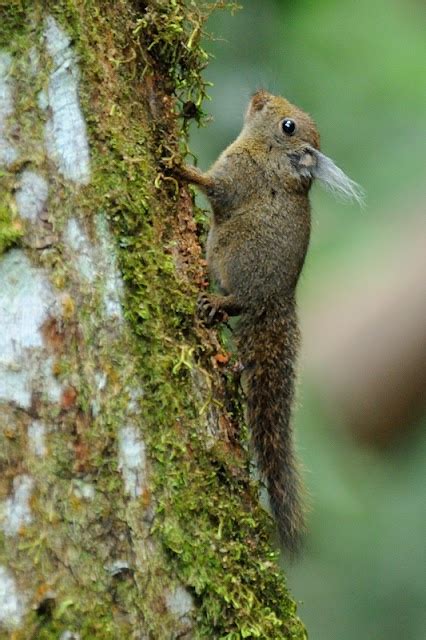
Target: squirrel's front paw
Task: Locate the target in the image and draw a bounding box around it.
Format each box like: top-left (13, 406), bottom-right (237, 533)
top-left (197, 294), bottom-right (228, 326)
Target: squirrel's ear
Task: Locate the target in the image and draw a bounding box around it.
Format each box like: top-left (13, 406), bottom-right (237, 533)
top-left (249, 90), bottom-right (270, 113)
top-left (310, 149), bottom-right (365, 205)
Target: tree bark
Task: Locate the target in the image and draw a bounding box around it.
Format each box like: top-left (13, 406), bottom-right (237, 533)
top-left (0, 2), bottom-right (306, 638)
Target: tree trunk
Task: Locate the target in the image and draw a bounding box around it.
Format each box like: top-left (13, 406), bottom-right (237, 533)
top-left (0, 2), bottom-right (306, 638)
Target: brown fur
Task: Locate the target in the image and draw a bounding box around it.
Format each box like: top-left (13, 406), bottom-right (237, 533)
top-left (178, 91), bottom-right (321, 552)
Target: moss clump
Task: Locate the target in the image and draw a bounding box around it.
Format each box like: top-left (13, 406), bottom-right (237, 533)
top-left (134, 0), bottom-right (240, 124)
top-left (0, 1), bottom-right (29, 47)
top-left (0, 199), bottom-right (23, 254)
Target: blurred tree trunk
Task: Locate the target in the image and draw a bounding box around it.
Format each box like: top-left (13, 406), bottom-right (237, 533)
top-left (0, 2), bottom-right (306, 639)
top-left (303, 209), bottom-right (426, 447)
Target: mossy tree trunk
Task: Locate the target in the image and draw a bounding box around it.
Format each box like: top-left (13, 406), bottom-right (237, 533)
top-left (0, 2), bottom-right (307, 638)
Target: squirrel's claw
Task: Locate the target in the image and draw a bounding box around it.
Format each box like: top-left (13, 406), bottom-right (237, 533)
top-left (197, 293), bottom-right (228, 326)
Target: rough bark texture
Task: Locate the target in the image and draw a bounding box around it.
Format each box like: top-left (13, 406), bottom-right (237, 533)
top-left (0, 2), bottom-right (307, 638)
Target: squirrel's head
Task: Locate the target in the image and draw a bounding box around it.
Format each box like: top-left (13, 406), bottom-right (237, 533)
top-left (245, 90), bottom-right (363, 203)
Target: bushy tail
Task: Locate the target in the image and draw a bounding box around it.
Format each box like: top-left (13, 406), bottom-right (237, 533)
top-left (237, 298), bottom-right (305, 553)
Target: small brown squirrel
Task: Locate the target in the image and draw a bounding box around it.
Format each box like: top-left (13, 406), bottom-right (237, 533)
top-left (178, 90), bottom-right (362, 553)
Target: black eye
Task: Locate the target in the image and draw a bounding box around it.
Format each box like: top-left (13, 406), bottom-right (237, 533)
top-left (281, 118), bottom-right (296, 136)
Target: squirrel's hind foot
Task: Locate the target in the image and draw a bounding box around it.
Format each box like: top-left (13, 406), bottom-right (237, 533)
top-left (197, 293), bottom-right (243, 326)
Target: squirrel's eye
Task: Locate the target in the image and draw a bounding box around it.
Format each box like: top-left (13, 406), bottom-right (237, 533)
top-left (281, 118), bottom-right (296, 136)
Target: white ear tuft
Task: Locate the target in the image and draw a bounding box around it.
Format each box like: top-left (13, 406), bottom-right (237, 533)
top-left (312, 150), bottom-right (365, 205)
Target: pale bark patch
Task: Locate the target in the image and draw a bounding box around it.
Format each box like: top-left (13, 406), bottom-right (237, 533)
top-left (63, 217), bottom-right (97, 283)
top-left (118, 425), bottom-right (147, 498)
top-left (0, 250), bottom-right (63, 408)
top-left (60, 632), bottom-right (81, 640)
top-left (1, 474), bottom-right (34, 537)
top-left (71, 480), bottom-right (95, 501)
top-left (42, 16), bottom-right (90, 184)
top-left (165, 585), bottom-right (194, 619)
top-left (27, 420), bottom-right (47, 457)
top-left (63, 215), bottom-right (124, 320)
top-left (0, 566), bottom-right (26, 629)
top-left (95, 214), bottom-right (124, 320)
top-left (15, 170), bottom-right (49, 222)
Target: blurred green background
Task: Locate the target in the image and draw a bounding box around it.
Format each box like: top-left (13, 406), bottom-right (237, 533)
top-left (189, 1), bottom-right (426, 638)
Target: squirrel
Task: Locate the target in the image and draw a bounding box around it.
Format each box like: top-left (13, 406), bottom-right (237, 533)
top-left (177, 90), bottom-right (362, 553)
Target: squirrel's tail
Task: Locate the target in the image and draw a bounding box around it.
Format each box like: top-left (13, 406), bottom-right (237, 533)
top-left (237, 297), bottom-right (304, 553)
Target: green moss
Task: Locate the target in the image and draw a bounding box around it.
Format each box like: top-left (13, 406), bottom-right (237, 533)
top-left (0, 198), bottom-right (23, 254)
top-left (0, 0), bottom-right (29, 47)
